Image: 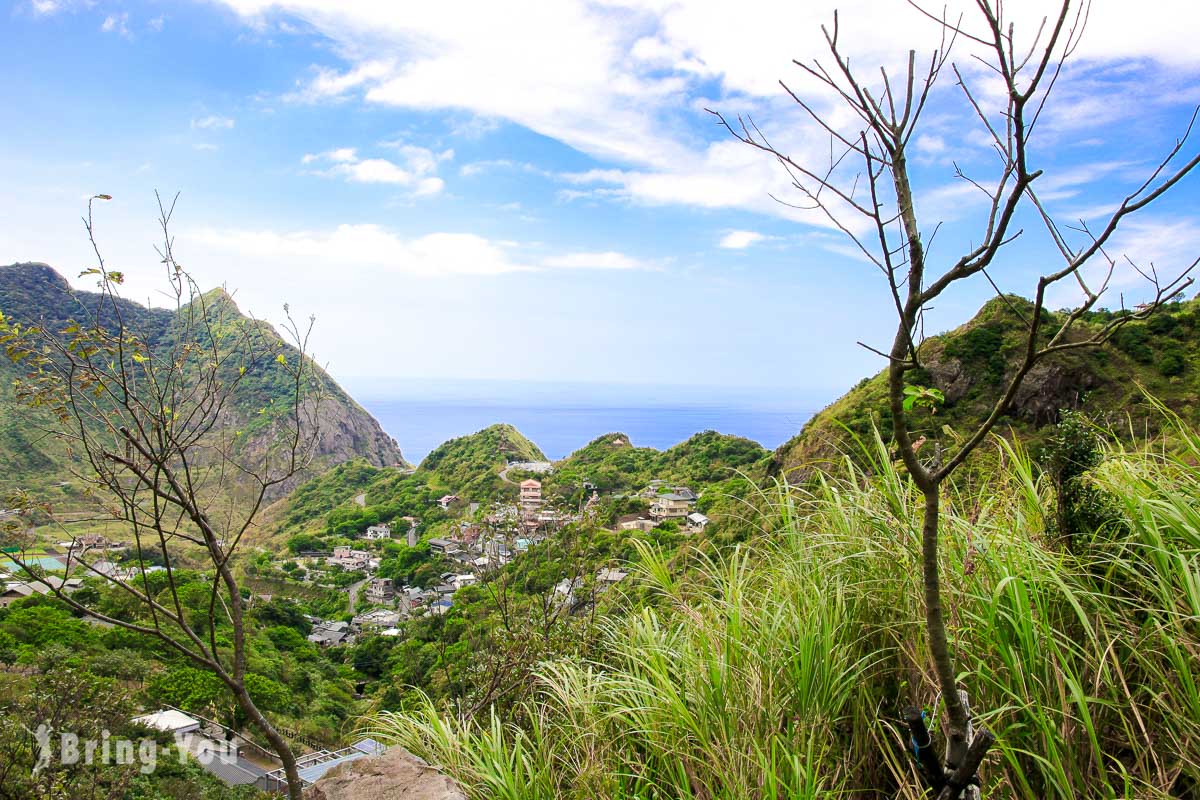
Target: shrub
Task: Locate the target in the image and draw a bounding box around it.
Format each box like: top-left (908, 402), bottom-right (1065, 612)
top-left (1158, 347), bottom-right (1186, 376)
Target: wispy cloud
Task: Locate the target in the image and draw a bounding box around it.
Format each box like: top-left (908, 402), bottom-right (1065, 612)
top-left (542, 251), bottom-right (652, 270)
top-left (301, 145), bottom-right (452, 195)
top-left (100, 12), bottom-right (131, 38)
top-left (718, 230), bottom-right (766, 249)
top-left (188, 224), bottom-right (655, 276)
top-left (1046, 216), bottom-right (1200, 308)
top-left (192, 115), bottom-right (235, 130)
top-left (213, 0), bottom-right (1200, 220)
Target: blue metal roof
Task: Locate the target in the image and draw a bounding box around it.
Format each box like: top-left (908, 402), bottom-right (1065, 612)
top-left (296, 751), bottom-right (369, 784)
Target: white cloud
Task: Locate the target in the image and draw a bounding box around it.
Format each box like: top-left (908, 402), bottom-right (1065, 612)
top-left (192, 115), bottom-right (235, 130)
top-left (302, 145), bottom-right (452, 193)
top-left (30, 0), bottom-right (60, 15)
top-left (148, 15), bottom-right (165, 32)
top-left (190, 225), bottom-right (527, 276)
top-left (211, 0), bottom-right (1200, 230)
top-left (100, 12), bottom-right (131, 37)
top-left (1045, 217), bottom-right (1200, 307)
top-left (290, 60), bottom-right (395, 103)
top-left (188, 224), bottom-right (654, 276)
top-left (542, 251), bottom-right (649, 270)
top-left (718, 230), bottom-right (766, 249)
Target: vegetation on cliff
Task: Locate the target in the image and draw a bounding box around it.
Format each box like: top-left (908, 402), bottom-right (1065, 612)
top-left (773, 294), bottom-right (1200, 476)
top-left (0, 261), bottom-right (405, 500)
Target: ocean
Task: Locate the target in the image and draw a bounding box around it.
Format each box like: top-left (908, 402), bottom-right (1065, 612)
top-left (345, 380), bottom-right (825, 463)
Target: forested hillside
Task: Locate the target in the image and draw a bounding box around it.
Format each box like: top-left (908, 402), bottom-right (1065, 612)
top-left (0, 262), bottom-right (406, 500)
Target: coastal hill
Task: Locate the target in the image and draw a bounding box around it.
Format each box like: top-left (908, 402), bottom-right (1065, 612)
top-left (421, 423), bottom-right (545, 498)
top-left (772, 293), bottom-right (1200, 475)
top-left (0, 262), bottom-right (406, 499)
top-left (542, 429), bottom-right (769, 498)
top-left (263, 425), bottom-right (768, 547)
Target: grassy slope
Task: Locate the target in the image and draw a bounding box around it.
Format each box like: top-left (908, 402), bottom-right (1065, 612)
top-left (773, 294), bottom-right (1200, 476)
top-left (367, 422), bottom-right (1200, 799)
top-left (259, 424), bottom-right (544, 547)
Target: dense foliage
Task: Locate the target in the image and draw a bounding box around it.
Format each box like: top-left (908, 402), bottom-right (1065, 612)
top-left (543, 430), bottom-right (768, 502)
top-left (0, 584), bottom-right (360, 749)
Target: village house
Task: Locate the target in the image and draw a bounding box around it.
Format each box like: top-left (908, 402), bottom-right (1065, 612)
top-left (363, 523), bottom-right (392, 541)
top-left (458, 522), bottom-right (482, 549)
top-left (554, 577), bottom-right (581, 606)
top-left (519, 479), bottom-right (543, 507)
top-left (308, 620), bottom-right (352, 647)
top-left (364, 577), bottom-right (395, 603)
top-left (481, 537), bottom-right (513, 564)
top-left (352, 608), bottom-right (402, 631)
top-left (596, 568), bottom-right (629, 584)
top-left (650, 491), bottom-right (696, 522)
top-left (437, 494), bottom-right (459, 510)
top-left (72, 533), bottom-right (113, 550)
top-left (452, 573), bottom-right (477, 590)
top-left (328, 546), bottom-right (371, 571)
top-left (428, 537), bottom-right (459, 555)
top-left (0, 582), bottom-right (34, 606)
top-left (1, 575), bottom-right (86, 606)
top-left (134, 709), bottom-right (202, 738)
top-left (618, 515), bottom-right (658, 532)
top-left (687, 512), bottom-right (710, 532)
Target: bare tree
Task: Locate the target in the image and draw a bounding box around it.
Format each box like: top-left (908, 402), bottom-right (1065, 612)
top-left (711, 1), bottom-right (1199, 795)
top-left (0, 194), bottom-right (323, 800)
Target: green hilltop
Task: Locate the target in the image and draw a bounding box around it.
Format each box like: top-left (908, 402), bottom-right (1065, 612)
top-left (542, 430), bottom-right (769, 500)
top-left (421, 423), bottom-right (545, 498)
top-left (772, 293), bottom-right (1200, 475)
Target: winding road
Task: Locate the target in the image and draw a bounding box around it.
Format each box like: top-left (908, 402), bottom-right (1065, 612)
top-left (346, 577), bottom-right (368, 613)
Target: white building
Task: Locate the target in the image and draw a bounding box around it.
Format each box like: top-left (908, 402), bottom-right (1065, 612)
top-left (363, 524), bottom-right (392, 541)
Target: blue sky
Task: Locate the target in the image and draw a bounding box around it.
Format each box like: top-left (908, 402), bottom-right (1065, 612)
top-left (3, 0), bottom-right (1200, 407)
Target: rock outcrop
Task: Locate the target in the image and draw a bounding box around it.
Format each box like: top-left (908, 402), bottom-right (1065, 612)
top-left (306, 748), bottom-right (466, 800)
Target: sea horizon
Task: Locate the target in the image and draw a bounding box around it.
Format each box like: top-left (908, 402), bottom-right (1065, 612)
top-left (343, 378), bottom-right (830, 463)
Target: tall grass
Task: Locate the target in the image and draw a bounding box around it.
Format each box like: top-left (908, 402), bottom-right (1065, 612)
top-left (363, 419), bottom-right (1199, 799)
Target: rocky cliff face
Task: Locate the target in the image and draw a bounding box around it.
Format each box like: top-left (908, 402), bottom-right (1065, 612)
top-left (306, 748), bottom-right (465, 800)
top-left (0, 262), bottom-right (406, 498)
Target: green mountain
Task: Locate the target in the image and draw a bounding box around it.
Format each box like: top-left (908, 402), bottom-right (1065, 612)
top-left (544, 430), bottom-right (769, 499)
top-left (421, 423), bottom-right (545, 497)
top-left (0, 262), bottom-right (406, 500)
top-left (772, 294), bottom-right (1200, 475)
top-left (265, 425), bottom-right (769, 549)
top-left (264, 423), bottom-right (546, 545)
